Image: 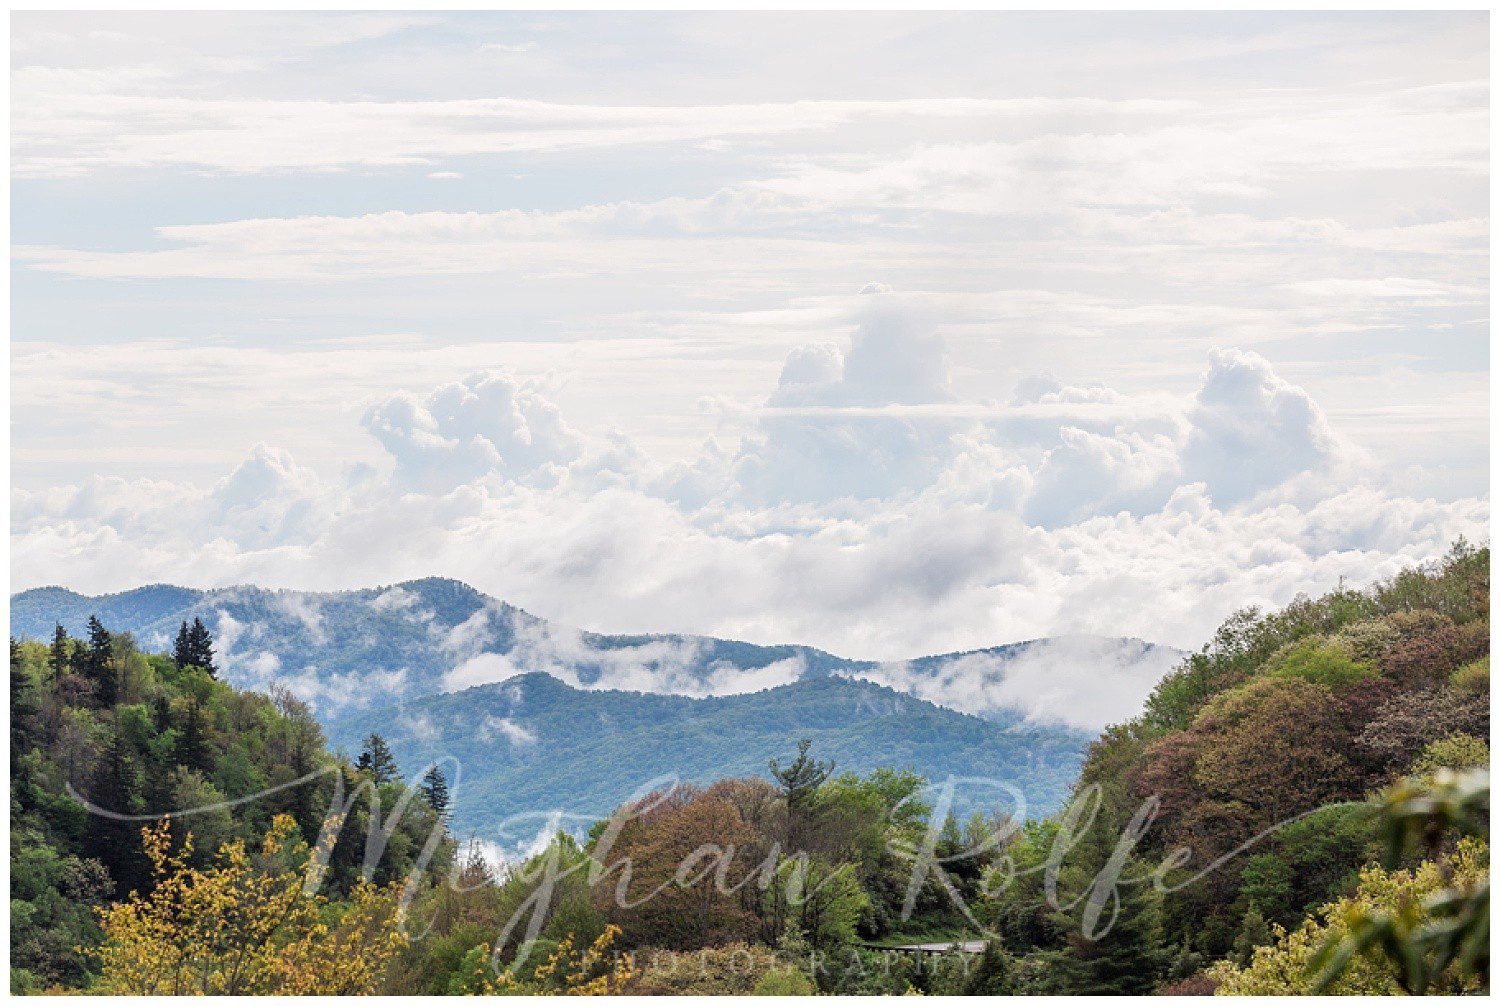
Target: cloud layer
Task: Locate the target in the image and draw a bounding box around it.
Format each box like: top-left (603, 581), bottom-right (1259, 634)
top-left (12, 307), bottom-right (1485, 660)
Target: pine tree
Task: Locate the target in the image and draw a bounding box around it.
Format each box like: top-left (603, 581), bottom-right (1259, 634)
top-left (173, 698), bottom-right (214, 774)
top-left (420, 766), bottom-right (450, 821)
top-left (1058, 867), bottom-right (1169, 994)
top-left (354, 734), bottom-right (400, 786)
top-left (173, 621), bottom-right (192, 669)
top-left (966, 939), bottom-right (1014, 994)
top-left (769, 738), bottom-right (833, 850)
top-left (11, 638), bottom-right (40, 796)
top-left (176, 617), bottom-right (217, 677)
top-left (87, 727), bottom-right (148, 892)
top-left (49, 623), bottom-right (70, 681)
top-left (84, 615), bottom-right (117, 706)
top-left (1232, 906), bottom-right (1272, 966)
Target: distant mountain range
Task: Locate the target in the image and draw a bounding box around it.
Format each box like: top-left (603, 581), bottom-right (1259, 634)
top-left (12, 578), bottom-right (1185, 831)
top-left (325, 672), bottom-right (1092, 837)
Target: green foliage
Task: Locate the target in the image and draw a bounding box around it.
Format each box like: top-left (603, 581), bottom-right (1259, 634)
top-left (1266, 637), bottom-right (1376, 688)
top-left (1211, 837), bottom-right (1488, 994)
top-left (1453, 654), bottom-right (1488, 693)
top-left (9, 619), bottom-right (452, 991)
top-left (752, 965), bottom-right (815, 995)
top-left (1412, 733), bottom-right (1489, 777)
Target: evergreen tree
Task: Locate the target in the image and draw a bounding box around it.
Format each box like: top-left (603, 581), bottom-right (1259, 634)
top-left (1058, 868), bottom-right (1169, 994)
top-left (84, 615), bottom-right (117, 706)
top-left (966, 939), bottom-right (1014, 994)
top-left (1165, 937), bottom-right (1204, 985)
top-left (175, 617), bottom-right (217, 677)
top-left (354, 734), bottom-right (400, 786)
top-left (173, 698), bottom-right (214, 775)
top-left (173, 621), bottom-right (192, 669)
top-left (420, 766), bottom-right (450, 821)
top-left (49, 623), bottom-right (70, 681)
top-left (86, 727), bottom-right (148, 893)
top-left (1232, 906), bottom-right (1272, 966)
top-left (769, 738), bottom-right (833, 850)
top-left (187, 617), bottom-right (217, 677)
top-left (11, 638), bottom-right (40, 794)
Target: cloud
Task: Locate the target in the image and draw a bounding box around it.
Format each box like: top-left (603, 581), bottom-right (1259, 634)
top-left (362, 370), bottom-right (583, 491)
top-left (845, 636), bottom-right (1185, 731)
top-left (479, 715), bottom-right (537, 746)
top-left (726, 296), bottom-right (966, 505)
top-left (8, 313), bottom-right (1488, 667)
top-left (1182, 347), bottom-right (1345, 505)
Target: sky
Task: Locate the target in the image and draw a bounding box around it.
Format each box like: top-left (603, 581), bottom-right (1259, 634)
top-left (10, 12), bottom-right (1490, 660)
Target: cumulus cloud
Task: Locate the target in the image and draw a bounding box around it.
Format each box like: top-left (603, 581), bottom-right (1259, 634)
top-left (9, 311), bottom-right (1487, 674)
top-left (363, 370), bottom-right (582, 491)
top-left (1182, 347), bottom-right (1346, 505)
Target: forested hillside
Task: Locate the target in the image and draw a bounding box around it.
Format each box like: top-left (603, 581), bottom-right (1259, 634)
top-left (10, 544), bottom-right (1489, 994)
top-left (325, 672), bottom-right (1091, 833)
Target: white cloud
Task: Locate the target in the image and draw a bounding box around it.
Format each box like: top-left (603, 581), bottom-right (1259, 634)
top-left (363, 371), bottom-right (583, 491)
top-left (479, 715), bottom-right (538, 746)
top-left (846, 636), bottom-right (1184, 731)
top-left (1182, 347), bottom-right (1345, 505)
top-left (10, 320), bottom-right (1487, 667)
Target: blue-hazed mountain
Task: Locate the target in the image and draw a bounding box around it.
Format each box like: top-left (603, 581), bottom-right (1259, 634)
top-left (9, 578), bottom-right (1184, 730)
top-left (323, 672), bottom-right (1092, 838)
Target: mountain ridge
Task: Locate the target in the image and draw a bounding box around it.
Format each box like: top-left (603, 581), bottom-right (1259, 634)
top-left (324, 670), bottom-right (1093, 836)
top-left (10, 578), bottom-right (1185, 732)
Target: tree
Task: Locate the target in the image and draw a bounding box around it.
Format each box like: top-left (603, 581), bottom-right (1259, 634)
top-left (83, 615), bottom-right (117, 706)
top-left (594, 785), bottom-right (759, 950)
top-left (421, 765), bottom-right (451, 821)
top-left (173, 621), bottom-right (192, 670)
top-left (11, 637), bottom-right (40, 779)
top-left (1233, 906), bottom-right (1273, 965)
top-left (173, 697), bottom-right (214, 775)
top-left (355, 733), bottom-right (400, 786)
top-left (49, 624), bottom-right (70, 681)
top-left (176, 617), bottom-right (218, 677)
top-left (85, 728), bottom-right (148, 893)
top-left (93, 816), bottom-right (408, 994)
top-left (769, 739), bottom-right (833, 851)
top-left (966, 939), bottom-right (1014, 994)
top-left (1055, 863), bottom-right (1169, 995)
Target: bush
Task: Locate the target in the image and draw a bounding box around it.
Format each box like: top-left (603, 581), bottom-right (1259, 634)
top-left (633, 943), bottom-right (782, 995)
top-left (753, 966), bottom-right (816, 995)
top-left (1267, 638), bottom-right (1377, 689)
top-left (1411, 733), bottom-right (1489, 777)
top-left (1452, 655), bottom-right (1489, 694)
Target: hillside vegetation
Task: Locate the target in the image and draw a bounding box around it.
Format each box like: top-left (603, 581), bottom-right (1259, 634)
top-left (10, 543), bottom-right (1489, 994)
top-left (325, 672), bottom-right (1090, 833)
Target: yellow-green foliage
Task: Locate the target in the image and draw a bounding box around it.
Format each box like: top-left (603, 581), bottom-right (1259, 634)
top-left (1453, 655), bottom-right (1489, 693)
top-left (1266, 637), bottom-right (1377, 689)
top-left (752, 966), bottom-right (816, 995)
top-left (1411, 732), bottom-right (1489, 777)
top-left (1209, 838), bottom-right (1489, 995)
top-left (634, 942), bottom-right (783, 995)
top-left (93, 815), bottom-right (408, 995)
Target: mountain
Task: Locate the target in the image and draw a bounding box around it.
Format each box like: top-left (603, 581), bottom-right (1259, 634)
top-left (323, 672), bottom-right (1093, 838)
top-left (10, 578), bottom-right (1183, 730)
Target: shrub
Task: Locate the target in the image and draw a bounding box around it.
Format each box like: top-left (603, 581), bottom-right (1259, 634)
top-left (1452, 655), bottom-right (1489, 694)
top-left (1411, 733), bottom-right (1489, 777)
top-left (1267, 638), bottom-right (1377, 689)
top-left (1207, 839), bottom-right (1489, 994)
top-left (752, 966), bottom-right (815, 995)
top-left (633, 942), bottom-right (781, 995)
